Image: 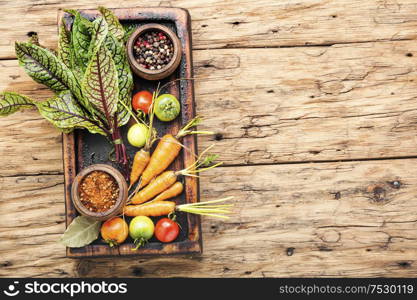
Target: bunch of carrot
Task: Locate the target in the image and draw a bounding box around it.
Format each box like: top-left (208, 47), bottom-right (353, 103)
top-left (122, 87), bottom-right (233, 219)
top-left (125, 119), bottom-right (233, 218)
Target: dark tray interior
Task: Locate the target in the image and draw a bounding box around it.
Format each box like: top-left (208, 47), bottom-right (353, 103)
top-left (75, 18), bottom-right (189, 246)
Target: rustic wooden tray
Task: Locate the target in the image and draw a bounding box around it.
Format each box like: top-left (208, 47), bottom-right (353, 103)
top-left (58, 7), bottom-right (202, 257)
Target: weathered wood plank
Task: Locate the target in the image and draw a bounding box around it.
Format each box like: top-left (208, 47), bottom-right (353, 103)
top-left (1, 159), bottom-right (416, 277)
top-left (1, 0), bottom-right (417, 58)
top-left (0, 60), bottom-right (62, 175)
top-left (2, 41), bottom-right (417, 175)
top-left (196, 41), bottom-right (417, 164)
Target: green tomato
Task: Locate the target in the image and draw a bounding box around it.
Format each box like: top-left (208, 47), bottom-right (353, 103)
top-left (154, 94), bottom-right (180, 122)
top-left (127, 123), bottom-right (148, 147)
top-left (129, 216), bottom-right (154, 250)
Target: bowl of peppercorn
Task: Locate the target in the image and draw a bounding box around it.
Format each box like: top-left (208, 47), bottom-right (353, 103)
top-left (71, 164), bottom-right (128, 221)
top-left (127, 23), bottom-right (182, 81)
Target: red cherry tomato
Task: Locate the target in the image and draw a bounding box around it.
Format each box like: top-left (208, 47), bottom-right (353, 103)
top-left (155, 218), bottom-right (180, 243)
top-left (132, 90), bottom-right (153, 114)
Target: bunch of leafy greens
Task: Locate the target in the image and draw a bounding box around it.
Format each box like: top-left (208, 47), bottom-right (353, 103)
top-left (0, 7), bottom-right (133, 172)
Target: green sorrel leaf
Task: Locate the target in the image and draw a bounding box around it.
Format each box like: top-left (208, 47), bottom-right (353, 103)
top-left (122, 23), bottom-right (138, 43)
top-left (71, 11), bottom-right (92, 74)
top-left (15, 42), bottom-right (83, 100)
top-left (36, 91), bottom-right (106, 135)
top-left (82, 42), bottom-right (119, 120)
top-left (88, 16), bottom-right (109, 58)
top-left (115, 60), bottom-right (133, 126)
top-left (27, 32), bottom-right (57, 56)
top-left (98, 6), bottom-right (124, 41)
top-left (59, 216), bottom-right (101, 248)
top-left (0, 92), bottom-right (35, 116)
top-left (27, 32), bottom-right (40, 46)
top-left (104, 33), bottom-right (133, 126)
top-left (57, 20), bottom-right (71, 68)
top-left (63, 9), bottom-right (78, 16)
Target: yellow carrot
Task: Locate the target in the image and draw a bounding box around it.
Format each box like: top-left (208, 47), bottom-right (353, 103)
top-left (153, 182), bottom-right (184, 202)
top-left (138, 116), bottom-right (213, 189)
top-left (124, 201), bottom-right (176, 217)
top-left (131, 145), bottom-right (222, 205)
top-left (131, 171), bottom-right (177, 204)
top-left (124, 197), bottom-right (234, 218)
top-left (138, 134), bottom-right (182, 189)
top-left (128, 149), bottom-right (150, 190)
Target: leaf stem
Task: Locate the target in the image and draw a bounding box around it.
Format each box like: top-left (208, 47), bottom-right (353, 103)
top-left (117, 97), bottom-right (141, 125)
top-left (176, 116), bottom-right (204, 139)
top-left (144, 84), bottom-right (159, 151)
top-left (176, 197), bottom-right (234, 219)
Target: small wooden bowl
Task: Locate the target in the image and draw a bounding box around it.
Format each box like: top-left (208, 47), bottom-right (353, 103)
top-left (71, 164), bottom-right (128, 221)
top-left (127, 23), bottom-right (182, 81)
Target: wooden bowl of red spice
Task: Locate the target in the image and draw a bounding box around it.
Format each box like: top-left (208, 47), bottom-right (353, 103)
top-left (71, 164), bottom-right (128, 221)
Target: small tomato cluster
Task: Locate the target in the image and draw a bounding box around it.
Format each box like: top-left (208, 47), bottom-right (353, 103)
top-left (127, 90), bottom-right (180, 148)
top-left (100, 216), bottom-right (179, 249)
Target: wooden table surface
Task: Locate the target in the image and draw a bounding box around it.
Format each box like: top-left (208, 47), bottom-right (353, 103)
top-left (1, 0), bottom-right (417, 278)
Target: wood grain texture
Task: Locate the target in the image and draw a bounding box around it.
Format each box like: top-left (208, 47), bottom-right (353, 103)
top-left (1, 160), bottom-right (416, 277)
top-left (2, 41), bottom-right (417, 174)
top-left (1, 0), bottom-right (417, 59)
top-left (1, 0), bottom-right (417, 278)
top-left (195, 41), bottom-right (417, 164)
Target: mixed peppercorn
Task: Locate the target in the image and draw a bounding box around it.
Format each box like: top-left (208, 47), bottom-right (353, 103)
top-left (133, 30), bottom-right (174, 70)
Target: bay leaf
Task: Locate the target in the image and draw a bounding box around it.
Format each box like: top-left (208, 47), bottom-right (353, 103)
top-left (82, 42), bottom-right (119, 120)
top-left (36, 90), bottom-right (107, 135)
top-left (59, 216), bottom-right (101, 248)
top-left (99, 6), bottom-right (125, 41)
top-left (0, 92), bottom-right (35, 116)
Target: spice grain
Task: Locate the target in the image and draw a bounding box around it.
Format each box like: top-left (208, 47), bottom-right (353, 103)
top-left (133, 30), bottom-right (174, 70)
top-left (79, 171), bottom-right (119, 213)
